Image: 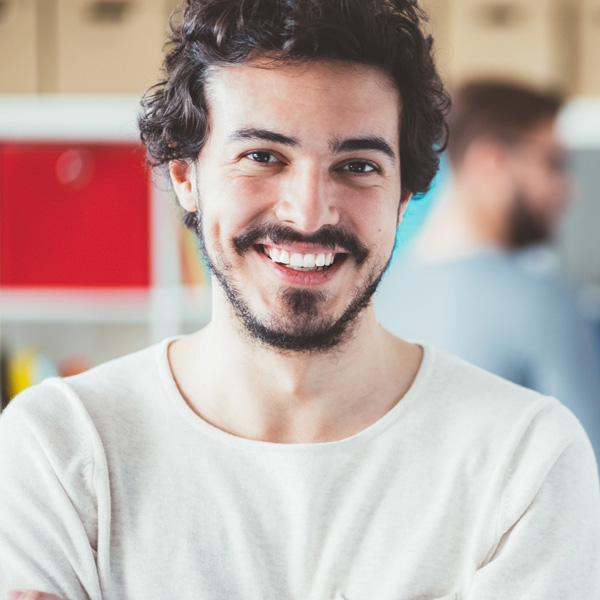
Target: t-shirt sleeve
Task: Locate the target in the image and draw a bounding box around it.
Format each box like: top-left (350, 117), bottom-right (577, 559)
top-left (469, 402), bottom-right (600, 598)
top-left (0, 380), bottom-right (103, 600)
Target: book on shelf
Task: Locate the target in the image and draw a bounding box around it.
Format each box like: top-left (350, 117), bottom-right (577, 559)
top-left (178, 225), bottom-right (210, 288)
top-left (0, 346), bottom-right (91, 411)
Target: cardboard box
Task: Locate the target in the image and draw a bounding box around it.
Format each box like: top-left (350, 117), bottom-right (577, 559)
top-left (161, 0), bottom-right (183, 69)
top-left (421, 0), bottom-right (454, 84)
top-left (577, 0), bottom-right (600, 95)
top-left (55, 0), bottom-right (168, 94)
top-left (165, 0), bottom-right (182, 27)
top-left (0, 0), bottom-right (38, 93)
top-left (447, 0), bottom-right (576, 92)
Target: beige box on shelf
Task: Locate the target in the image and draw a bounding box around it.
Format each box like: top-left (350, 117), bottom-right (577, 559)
top-left (577, 0), bottom-right (600, 95)
top-left (446, 0), bottom-right (576, 92)
top-left (55, 0), bottom-right (168, 94)
top-left (421, 0), bottom-right (454, 83)
top-left (0, 0), bottom-right (38, 93)
top-left (164, 0), bottom-right (182, 25)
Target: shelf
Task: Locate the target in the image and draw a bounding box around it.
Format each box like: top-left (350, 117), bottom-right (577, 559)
top-left (558, 97), bottom-right (600, 150)
top-left (0, 287), bottom-right (152, 323)
top-left (0, 95), bottom-right (141, 142)
top-left (0, 94), bottom-right (599, 147)
top-left (0, 285), bottom-right (213, 326)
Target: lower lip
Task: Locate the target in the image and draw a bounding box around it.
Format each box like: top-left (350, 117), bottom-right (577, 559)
top-left (255, 247), bottom-right (347, 286)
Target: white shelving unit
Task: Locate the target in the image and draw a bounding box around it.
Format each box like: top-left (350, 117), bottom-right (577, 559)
top-left (558, 97), bottom-right (600, 150)
top-left (0, 95), bottom-right (211, 396)
top-left (1, 94), bottom-right (600, 397)
top-left (556, 96), bottom-right (600, 308)
top-left (1, 288), bottom-right (153, 323)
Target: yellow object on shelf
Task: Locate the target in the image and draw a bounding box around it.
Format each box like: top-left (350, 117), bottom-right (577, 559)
top-left (7, 348), bottom-right (37, 399)
top-left (178, 226), bottom-right (209, 288)
top-left (7, 348), bottom-right (59, 399)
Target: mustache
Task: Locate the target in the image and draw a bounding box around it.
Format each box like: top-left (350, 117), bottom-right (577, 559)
top-left (233, 223), bottom-right (370, 266)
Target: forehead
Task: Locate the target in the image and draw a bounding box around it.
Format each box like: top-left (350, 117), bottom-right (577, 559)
top-left (522, 119), bottom-right (563, 150)
top-left (204, 59), bottom-right (403, 146)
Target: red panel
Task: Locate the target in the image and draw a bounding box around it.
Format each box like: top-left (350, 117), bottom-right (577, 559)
top-left (0, 142), bottom-right (151, 287)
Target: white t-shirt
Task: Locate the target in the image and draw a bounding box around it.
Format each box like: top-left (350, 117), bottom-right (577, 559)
top-left (0, 339), bottom-right (598, 600)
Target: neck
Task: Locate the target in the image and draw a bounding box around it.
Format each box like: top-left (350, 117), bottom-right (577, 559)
top-left (169, 287), bottom-right (421, 443)
top-left (416, 177), bottom-right (509, 261)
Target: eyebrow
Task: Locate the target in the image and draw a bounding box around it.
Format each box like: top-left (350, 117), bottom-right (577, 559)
top-left (228, 127), bottom-right (299, 147)
top-left (228, 128), bottom-right (396, 163)
top-left (330, 136), bottom-right (396, 162)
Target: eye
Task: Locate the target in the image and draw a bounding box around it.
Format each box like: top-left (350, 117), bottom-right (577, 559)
top-left (244, 151), bottom-right (279, 164)
top-left (340, 161), bottom-right (379, 174)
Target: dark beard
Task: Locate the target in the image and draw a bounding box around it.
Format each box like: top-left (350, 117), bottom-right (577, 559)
top-left (507, 192), bottom-right (551, 249)
top-left (222, 270), bottom-right (387, 352)
top-left (193, 215), bottom-right (390, 353)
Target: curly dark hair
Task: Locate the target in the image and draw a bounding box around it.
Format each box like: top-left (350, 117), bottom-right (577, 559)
top-left (139, 0), bottom-right (450, 226)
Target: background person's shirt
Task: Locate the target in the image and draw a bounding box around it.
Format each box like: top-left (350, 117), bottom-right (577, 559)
top-left (375, 246), bottom-right (600, 466)
top-left (0, 339), bottom-right (598, 600)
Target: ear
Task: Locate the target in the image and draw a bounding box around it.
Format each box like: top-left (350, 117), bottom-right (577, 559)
top-left (464, 137), bottom-right (506, 176)
top-left (169, 160), bottom-right (197, 213)
top-left (397, 189), bottom-right (413, 226)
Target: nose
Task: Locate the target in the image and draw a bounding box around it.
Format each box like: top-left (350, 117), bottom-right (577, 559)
top-left (274, 163), bottom-right (340, 233)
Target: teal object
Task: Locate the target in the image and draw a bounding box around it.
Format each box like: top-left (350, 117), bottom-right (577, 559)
top-left (392, 157), bottom-right (448, 262)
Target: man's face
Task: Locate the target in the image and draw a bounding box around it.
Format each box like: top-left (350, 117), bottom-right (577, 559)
top-left (504, 119), bottom-right (570, 248)
top-left (173, 59), bottom-right (406, 351)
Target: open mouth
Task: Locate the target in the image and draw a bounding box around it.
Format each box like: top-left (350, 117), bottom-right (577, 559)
top-left (259, 244), bottom-right (344, 272)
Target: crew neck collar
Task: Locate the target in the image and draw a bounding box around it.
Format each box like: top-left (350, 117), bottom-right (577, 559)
top-left (156, 336), bottom-right (435, 454)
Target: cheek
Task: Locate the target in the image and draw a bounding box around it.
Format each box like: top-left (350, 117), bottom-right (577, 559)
top-left (227, 176), bottom-right (277, 220)
top-left (526, 177), bottom-right (560, 214)
top-left (349, 194), bottom-right (399, 254)
top-left (200, 176), bottom-right (266, 240)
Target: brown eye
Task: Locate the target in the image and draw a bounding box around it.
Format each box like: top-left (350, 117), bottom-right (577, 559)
top-left (343, 161), bottom-right (378, 174)
top-left (246, 151), bottom-right (277, 163)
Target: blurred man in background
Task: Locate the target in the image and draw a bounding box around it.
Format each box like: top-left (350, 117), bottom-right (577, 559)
top-left (376, 80), bottom-right (600, 462)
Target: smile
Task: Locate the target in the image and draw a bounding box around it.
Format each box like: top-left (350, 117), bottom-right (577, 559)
top-left (261, 244), bottom-right (340, 272)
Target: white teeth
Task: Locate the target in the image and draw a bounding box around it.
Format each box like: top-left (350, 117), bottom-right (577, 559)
top-left (263, 245), bottom-right (338, 270)
top-left (269, 247), bottom-right (281, 262)
top-left (303, 254), bottom-right (316, 268)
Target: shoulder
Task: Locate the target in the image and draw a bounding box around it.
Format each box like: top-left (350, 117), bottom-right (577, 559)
top-left (384, 249), bottom-right (563, 294)
top-left (377, 251), bottom-right (542, 320)
top-left (66, 340), bottom-right (167, 398)
top-left (1, 376), bottom-right (93, 443)
top-left (423, 346), bottom-right (598, 514)
top-left (424, 347), bottom-right (594, 463)
top-left (1, 340), bottom-right (170, 449)
top-left (0, 376), bottom-right (100, 510)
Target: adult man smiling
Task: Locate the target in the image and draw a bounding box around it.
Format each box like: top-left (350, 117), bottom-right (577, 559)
top-left (1, 1), bottom-right (599, 599)
top-left (168, 59), bottom-right (403, 356)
